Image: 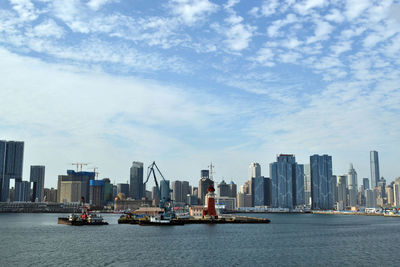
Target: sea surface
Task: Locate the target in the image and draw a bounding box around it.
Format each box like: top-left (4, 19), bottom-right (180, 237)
top-left (1, 213), bottom-right (400, 266)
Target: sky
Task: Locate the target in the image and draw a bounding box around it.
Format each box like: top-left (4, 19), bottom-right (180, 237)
top-left (0, 0), bottom-right (399, 189)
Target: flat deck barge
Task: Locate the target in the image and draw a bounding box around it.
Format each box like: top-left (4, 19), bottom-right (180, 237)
top-left (119, 216), bottom-right (270, 225)
top-left (58, 217), bottom-right (109, 226)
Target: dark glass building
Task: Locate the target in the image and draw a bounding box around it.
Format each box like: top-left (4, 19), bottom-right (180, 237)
top-left (0, 140), bottom-right (24, 202)
top-left (130, 161), bottom-right (144, 200)
top-left (310, 154), bottom-right (333, 210)
top-left (251, 176), bottom-right (271, 206)
top-left (30, 165), bottom-right (45, 202)
top-left (270, 154), bottom-right (304, 209)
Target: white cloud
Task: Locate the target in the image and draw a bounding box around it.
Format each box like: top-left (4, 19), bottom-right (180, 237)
top-left (29, 19), bottom-right (65, 38)
top-left (306, 20), bottom-right (333, 43)
top-left (170, 0), bottom-right (218, 25)
top-left (87, 0), bottom-right (117, 11)
top-left (294, 0), bottom-right (325, 16)
top-left (330, 41), bottom-right (352, 55)
top-left (10, 0), bottom-right (38, 21)
top-left (267, 13), bottom-right (297, 37)
top-left (345, 0), bottom-right (371, 20)
top-left (252, 46), bottom-right (274, 66)
top-left (224, 22), bottom-right (255, 51)
top-left (325, 8), bottom-right (345, 23)
top-left (279, 51), bottom-right (301, 63)
top-left (261, 0), bottom-right (279, 17)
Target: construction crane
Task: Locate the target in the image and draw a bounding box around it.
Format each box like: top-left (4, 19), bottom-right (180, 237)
top-left (92, 167), bottom-right (99, 180)
top-left (71, 162), bottom-right (90, 172)
top-left (143, 162), bottom-right (173, 215)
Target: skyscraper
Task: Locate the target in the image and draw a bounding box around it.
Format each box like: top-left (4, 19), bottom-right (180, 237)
top-left (130, 161), bottom-right (144, 200)
top-left (348, 164), bottom-right (358, 207)
top-left (310, 154), bottom-right (333, 210)
top-left (363, 178), bottom-right (370, 191)
top-left (304, 164), bottom-right (311, 205)
top-left (249, 162), bottom-right (261, 179)
top-left (0, 140), bottom-right (24, 202)
top-left (117, 183), bottom-right (129, 197)
top-left (370, 151), bottom-right (380, 189)
top-left (217, 180), bottom-right (231, 197)
top-left (270, 154), bottom-right (304, 209)
top-left (160, 179), bottom-right (171, 206)
top-left (198, 177), bottom-right (213, 205)
top-left (337, 175), bottom-right (347, 208)
top-left (57, 170), bottom-right (95, 203)
top-left (171, 180), bottom-right (182, 203)
top-left (14, 180), bottom-right (30, 202)
top-left (30, 165), bottom-right (45, 202)
top-left (251, 176), bottom-right (271, 206)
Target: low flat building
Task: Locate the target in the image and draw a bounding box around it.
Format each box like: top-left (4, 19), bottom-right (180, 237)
top-left (114, 199), bottom-right (152, 211)
top-left (134, 207), bottom-right (164, 216)
top-left (189, 206), bottom-right (204, 217)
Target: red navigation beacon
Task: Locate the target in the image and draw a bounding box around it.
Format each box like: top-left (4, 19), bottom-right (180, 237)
top-left (202, 185), bottom-right (218, 219)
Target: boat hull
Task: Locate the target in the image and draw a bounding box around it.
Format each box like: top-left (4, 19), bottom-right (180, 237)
top-left (58, 217), bottom-right (108, 226)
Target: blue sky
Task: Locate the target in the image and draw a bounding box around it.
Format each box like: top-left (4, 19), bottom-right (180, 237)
top-left (0, 0), bottom-right (399, 188)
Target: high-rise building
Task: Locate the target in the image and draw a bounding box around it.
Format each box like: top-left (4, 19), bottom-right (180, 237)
top-left (270, 154), bottom-right (304, 209)
top-left (57, 170), bottom-right (95, 203)
top-left (198, 177), bottom-right (213, 205)
top-left (0, 140), bottom-right (24, 202)
top-left (43, 187), bottom-right (58, 202)
top-left (348, 164), bottom-right (358, 207)
top-left (370, 151), bottom-right (380, 189)
top-left (237, 192), bottom-right (252, 208)
top-left (14, 180), bottom-right (30, 202)
top-left (130, 162), bottom-right (144, 200)
top-left (365, 189), bottom-right (376, 208)
top-left (310, 154), bottom-right (333, 210)
top-left (363, 178), bottom-right (370, 191)
top-left (228, 181), bottom-right (237, 198)
top-left (117, 183), bottom-right (129, 198)
top-left (160, 179), bottom-right (171, 205)
top-left (386, 184), bottom-right (394, 206)
top-left (103, 178), bottom-right (113, 203)
top-left (332, 175), bottom-right (338, 204)
top-left (252, 176), bottom-right (271, 206)
top-left (249, 163), bottom-right (261, 179)
top-left (304, 164), bottom-right (311, 205)
top-left (201, 170), bottom-right (209, 179)
top-left (181, 181), bottom-right (190, 204)
top-left (152, 186), bottom-right (160, 206)
top-left (393, 178), bottom-right (400, 207)
top-left (337, 175), bottom-right (347, 208)
top-left (217, 180), bottom-right (231, 197)
top-left (30, 165), bottom-right (45, 202)
top-left (89, 180), bottom-right (105, 208)
top-left (171, 180), bottom-right (182, 203)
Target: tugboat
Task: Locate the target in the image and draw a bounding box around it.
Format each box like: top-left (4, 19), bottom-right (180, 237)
top-left (58, 197), bottom-right (108, 226)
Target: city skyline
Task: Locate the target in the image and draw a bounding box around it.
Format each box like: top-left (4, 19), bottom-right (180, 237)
top-left (1, 1), bottom-right (399, 188)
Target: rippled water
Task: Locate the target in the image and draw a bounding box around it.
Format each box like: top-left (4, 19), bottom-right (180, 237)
top-left (1, 213), bottom-right (400, 266)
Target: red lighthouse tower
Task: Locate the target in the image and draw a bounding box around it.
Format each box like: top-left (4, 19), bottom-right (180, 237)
top-left (203, 185), bottom-right (218, 219)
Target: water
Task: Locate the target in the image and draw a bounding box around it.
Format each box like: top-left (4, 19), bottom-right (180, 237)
top-left (1, 213), bottom-right (400, 266)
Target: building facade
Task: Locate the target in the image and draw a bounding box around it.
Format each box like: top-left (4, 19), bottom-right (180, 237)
top-left (57, 170), bottom-right (95, 203)
top-left (0, 140), bottom-right (24, 202)
top-left (249, 162), bottom-right (261, 179)
top-left (251, 176), bottom-right (271, 206)
top-left (30, 165), bottom-right (45, 202)
top-left (310, 154), bottom-right (334, 210)
top-left (14, 180), bottom-right (30, 202)
top-left (270, 154), bottom-right (304, 209)
top-left (130, 161), bottom-right (144, 200)
top-left (370, 151), bottom-right (380, 189)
